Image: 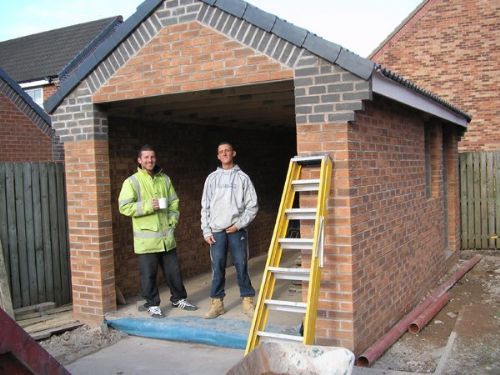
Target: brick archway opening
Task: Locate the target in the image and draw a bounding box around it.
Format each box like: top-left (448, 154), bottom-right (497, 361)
top-left (104, 80), bottom-right (297, 299)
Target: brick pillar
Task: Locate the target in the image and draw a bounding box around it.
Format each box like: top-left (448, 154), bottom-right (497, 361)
top-left (64, 139), bottom-right (116, 324)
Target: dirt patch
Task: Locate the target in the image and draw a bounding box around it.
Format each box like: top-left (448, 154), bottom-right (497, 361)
top-left (39, 324), bottom-right (127, 365)
top-left (372, 250), bottom-right (500, 374)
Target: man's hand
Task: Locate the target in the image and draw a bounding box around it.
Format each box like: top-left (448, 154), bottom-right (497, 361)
top-left (152, 198), bottom-right (159, 211)
top-left (225, 225), bottom-right (238, 234)
top-left (204, 235), bottom-right (216, 245)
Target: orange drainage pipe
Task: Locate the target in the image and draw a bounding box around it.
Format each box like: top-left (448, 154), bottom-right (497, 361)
top-left (357, 254), bottom-right (481, 367)
top-left (408, 292), bottom-right (450, 334)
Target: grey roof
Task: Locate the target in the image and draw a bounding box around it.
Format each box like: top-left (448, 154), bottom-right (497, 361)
top-left (376, 65), bottom-right (472, 122)
top-left (44, 0), bottom-right (469, 124)
top-left (0, 67), bottom-right (51, 125)
top-left (0, 17), bottom-right (122, 83)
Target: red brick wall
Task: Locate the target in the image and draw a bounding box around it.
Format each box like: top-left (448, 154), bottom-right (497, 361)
top-left (43, 84), bottom-right (58, 102)
top-left (93, 21), bottom-right (293, 103)
top-left (372, 0), bottom-right (500, 151)
top-left (109, 117), bottom-right (296, 297)
top-left (298, 96), bottom-right (460, 352)
top-left (65, 140), bottom-right (115, 324)
top-left (348, 97), bottom-right (458, 353)
top-left (0, 94), bottom-right (53, 161)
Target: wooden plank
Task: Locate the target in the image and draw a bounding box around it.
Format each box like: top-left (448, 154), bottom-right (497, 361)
top-left (40, 163), bottom-right (54, 302)
top-left (14, 301), bottom-right (56, 316)
top-left (6, 164), bottom-right (21, 308)
top-left (459, 154), bottom-right (468, 249)
top-left (0, 164), bottom-right (9, 278)
top-left (496, 152), bottom-right (500, 250)
top-left (15, 303), bottom-right (72, 321)
top-left (15, 164), bottom-right (30, 306)
top-left (30, 321), bottom-right (84, 341)
top-left (486, 153), bottom-right (495, 249)
top-left (473, 153), bottom-right (481, 249)
top-left (31, 164), bottom-right (46, 302)
top-left (480, 153), bottom-right (488, 249)
top-left (18, 310), bottom-right (73, 328)
top-left (466, 153), bottom-right (475, 249)
top-left (56, 163), bottom-right (70, 304)
top-left (48, 164), bottom-right (62, 306)
top-left (23, 163), bottom-right (38, 305)
top-left (0, 238), bottom-right (14, 318)
top-left (25, 316), bottom-right (79, 334)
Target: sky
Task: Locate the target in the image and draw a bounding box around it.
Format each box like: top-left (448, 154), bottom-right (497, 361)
top-left (0, 0), bottom-right (422, 57)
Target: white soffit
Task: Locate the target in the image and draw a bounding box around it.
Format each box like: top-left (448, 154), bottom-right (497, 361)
top-left (372, 70), bottom-right (468, 128)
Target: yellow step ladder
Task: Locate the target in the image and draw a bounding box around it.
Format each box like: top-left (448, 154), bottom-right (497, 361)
top-left (245, 154), bottom-right (333, 354)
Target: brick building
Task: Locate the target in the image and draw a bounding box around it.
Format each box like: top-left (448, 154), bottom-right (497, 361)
top-left (370, 0), bottom-right (499, 152)
top-left (44, 0), bottom-right (470, 354)
top-left (0, 68), bottom-right (59, 161)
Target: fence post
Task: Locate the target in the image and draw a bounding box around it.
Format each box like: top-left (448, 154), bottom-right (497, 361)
top-left (0, 238), bottom-right (14, 318)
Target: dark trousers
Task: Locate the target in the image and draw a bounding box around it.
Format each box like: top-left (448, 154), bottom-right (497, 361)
top-left (138, 248), bottom-right (187, 307)
top-left (210, 230), bottom-right (255, 299)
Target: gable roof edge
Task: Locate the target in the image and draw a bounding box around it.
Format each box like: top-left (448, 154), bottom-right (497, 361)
top-left (0, 67), bottom-right (51, 125)
top-left (369, 0), bottom-right (429, 59)
top-left (45, 0), bottom-right (376, 113)
top-left (44, 0), bottom-right (163, 113)
top-left (372, 66), bottom-right (471, 127)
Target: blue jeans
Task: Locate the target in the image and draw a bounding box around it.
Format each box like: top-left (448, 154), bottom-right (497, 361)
top-left (210, 230), bottom-right (255, 299)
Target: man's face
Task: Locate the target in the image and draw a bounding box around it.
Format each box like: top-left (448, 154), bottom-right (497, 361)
top-left (138, 150), bottom-right (156, 173)
top-left (217, 144), bottom-right (236, 167)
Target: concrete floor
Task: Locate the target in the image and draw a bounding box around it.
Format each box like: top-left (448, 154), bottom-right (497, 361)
top-left (67, 336), bottom-right (245, 375)
top-left (105, 250), bottom-right (304, 339)
top-left (67, 251), bottom-right (308, 375)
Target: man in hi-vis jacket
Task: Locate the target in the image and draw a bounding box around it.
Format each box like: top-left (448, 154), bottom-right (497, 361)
top-left (119, 144), bottom-right (197, 318)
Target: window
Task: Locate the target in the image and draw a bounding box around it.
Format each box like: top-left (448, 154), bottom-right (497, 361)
top-left (424, 125), bottom-right (432, 198)
top-left (25, 87), bottom-right (43, 107)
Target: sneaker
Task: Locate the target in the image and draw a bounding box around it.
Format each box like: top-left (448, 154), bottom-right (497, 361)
top-left (172, 299), bottom-right (198, 311)
top-left (148, 306), bottom-right (164, 318)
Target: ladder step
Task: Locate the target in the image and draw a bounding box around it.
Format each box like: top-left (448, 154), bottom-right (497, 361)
top-left (265, 299), bottom-right (307, 314)
top-left (257, 331), bottom-right (303, 343)
top-left (285, 208), bottom-right (316, 220)
top-left (268, 267), bottom-right (310, 281)
top-left (292, 179), bottom-right (320, 192)
top-left (291, 155), bottom-right (327, 165)
top-left (279, 238), bottom-right (313, 250)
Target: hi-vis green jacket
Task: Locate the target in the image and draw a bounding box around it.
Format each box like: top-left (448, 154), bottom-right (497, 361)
top-left (118, 166), bottom-right (179, 254)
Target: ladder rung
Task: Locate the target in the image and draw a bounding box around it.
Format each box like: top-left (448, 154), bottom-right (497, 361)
top-left (257, 331), bottom-right (303, 343)
top-left (285, 208), bottom-right (316, 220)
top-left (291, 179), bottom-right (320, 192)
top-left (278, 238), bottom-right (313, 250)
top-left (265, 299), bottom-right (307, 314)
top-left (268, 267), bottom-right (310, 281)
top-left (291, 155), bottom-right (326, 165)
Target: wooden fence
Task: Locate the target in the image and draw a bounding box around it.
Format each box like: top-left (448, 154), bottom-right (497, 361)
top-left (460, 152), bottom-right (500, 250)
top-left (0, 162), bottom-right (71, 309)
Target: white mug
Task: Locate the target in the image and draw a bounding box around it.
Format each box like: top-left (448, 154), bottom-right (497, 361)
top-left (158, 198), bottom-right (167, 209)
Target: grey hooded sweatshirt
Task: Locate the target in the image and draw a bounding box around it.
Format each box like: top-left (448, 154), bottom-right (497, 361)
top-left (201, 165), bottom-right (258, 238)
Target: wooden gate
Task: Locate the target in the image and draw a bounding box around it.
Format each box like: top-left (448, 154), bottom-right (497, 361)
top-left (0, 162), bottom-right (71, 309)
top-left (460, 152), bottom-right (500, 250)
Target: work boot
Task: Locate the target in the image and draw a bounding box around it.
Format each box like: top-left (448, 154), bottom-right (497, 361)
top-left (204, 298), bottom-right (224, 319)
top-left (242, 297), bottom-right (255, 318)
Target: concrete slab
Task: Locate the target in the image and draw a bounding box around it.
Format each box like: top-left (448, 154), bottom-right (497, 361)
top-left (66, 336), bottom-right (244, 375)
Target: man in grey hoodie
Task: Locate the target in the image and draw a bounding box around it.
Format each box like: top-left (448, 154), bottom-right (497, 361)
top-left (201, 142), bottom-right (258, 319)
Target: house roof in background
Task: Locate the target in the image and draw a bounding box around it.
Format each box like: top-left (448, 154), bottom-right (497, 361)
top-left (0, 67), bottom-right (51, 125)
top-left (0, 16), bottom-right (122, 83)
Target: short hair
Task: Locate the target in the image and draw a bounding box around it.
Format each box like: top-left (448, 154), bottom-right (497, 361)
top-left (217, 141), bottom-right (234, 150)
top-left (138, 144), bottom-right (155, 158)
